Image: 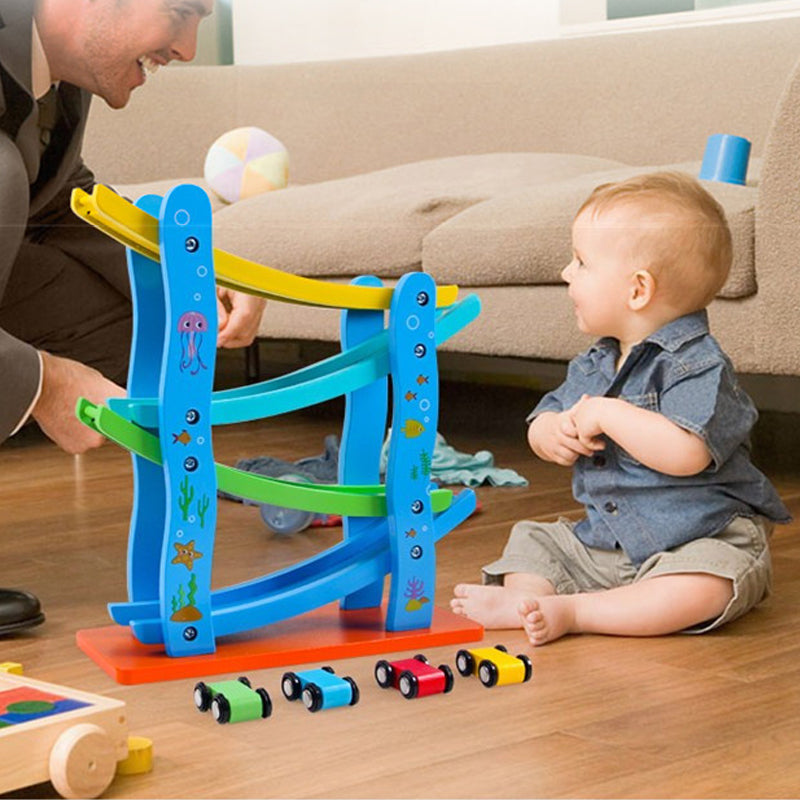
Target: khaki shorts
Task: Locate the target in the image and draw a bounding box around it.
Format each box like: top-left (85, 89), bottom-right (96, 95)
top-left (482, 515), bottom-right (773, 633)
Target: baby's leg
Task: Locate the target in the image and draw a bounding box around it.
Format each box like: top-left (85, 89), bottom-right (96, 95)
top-left (520, 572), bottom-right (733, 645)
top-left (451, 573), bottom-right (556, 629)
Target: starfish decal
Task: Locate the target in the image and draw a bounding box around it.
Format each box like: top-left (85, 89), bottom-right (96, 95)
top-left (171, 540), bottom-right (203, 571)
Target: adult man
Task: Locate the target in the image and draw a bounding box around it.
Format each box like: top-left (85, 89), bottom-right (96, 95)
top-left (0, 0), bottom-right (265, 634)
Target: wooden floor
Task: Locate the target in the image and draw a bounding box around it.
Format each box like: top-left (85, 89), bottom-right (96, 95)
top-left (1, 380), bottom-right (799, 799)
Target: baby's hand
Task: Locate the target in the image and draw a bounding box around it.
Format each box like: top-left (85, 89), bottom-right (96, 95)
top-left (568, 395), bottom-right (609, 452)
top-left (529, 410), bottom-right (597, 466)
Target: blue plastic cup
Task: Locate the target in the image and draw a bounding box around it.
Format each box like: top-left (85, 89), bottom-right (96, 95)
top-left (699, 133), bottom-right (751, 185)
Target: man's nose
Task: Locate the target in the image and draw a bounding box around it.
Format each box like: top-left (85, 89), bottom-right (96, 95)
top-left (169, 22), bottom-right (200, 62)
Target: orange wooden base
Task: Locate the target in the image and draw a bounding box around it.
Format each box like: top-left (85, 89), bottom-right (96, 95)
top-left (76, 604), bottom-right (484, 685)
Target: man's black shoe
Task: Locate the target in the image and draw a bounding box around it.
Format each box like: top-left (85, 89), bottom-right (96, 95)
top-left (0, 588), bottom-right (45, 635)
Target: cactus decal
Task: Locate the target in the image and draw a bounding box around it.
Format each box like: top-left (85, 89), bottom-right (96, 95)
top-left (178, 476), bottom-right (195, 521)
top-left (196, 494), bottom-right (210, 528)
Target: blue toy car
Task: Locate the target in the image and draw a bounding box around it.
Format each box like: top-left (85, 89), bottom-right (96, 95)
top-left (281, 666), bottom-right (359, 712)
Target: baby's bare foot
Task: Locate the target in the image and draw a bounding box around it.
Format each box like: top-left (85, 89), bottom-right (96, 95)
top-left (519, 596), bottom-right (576, 645)
top-left (450, 584), bottom-right (528, 629)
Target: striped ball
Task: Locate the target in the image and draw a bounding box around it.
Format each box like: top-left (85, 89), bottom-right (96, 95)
top-left (204, 127), bottom-right (289, 204)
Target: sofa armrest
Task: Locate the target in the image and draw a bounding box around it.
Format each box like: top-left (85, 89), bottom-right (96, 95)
top-left (754, 53), bottom-right (800, 375)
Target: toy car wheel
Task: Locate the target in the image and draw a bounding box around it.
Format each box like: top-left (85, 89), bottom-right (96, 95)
top-left (302, 683), bottom-right (323, 712)
top-left (281, 671), bottom-right (302, 701)
top-left (374, 660), bottom-right (394, 688)
top-left (344, 676), bottom-right (360, 705)
top-left (456, 649), bottom-right (474, 676)
top-left (398, 670), bottom-right (419, 699)
top-left (495, 644), bottom-right (508, 653)
top-left (413, 653), bottom-right (429, 664)
top-left (321, 665), bottom-right (335, 674)
top-left (237, 675), bottom-right (252, 687)
top-left (517, 654), bottom-right (533, 682)
top-left (212, 693), bottom-right (231, 723)
top-left (193, 681), bottom-right (212, 712)
top-left (257, 687), bottom-right (273, 718)
top-left (478, 659), bottom-right (499, 688)
top-left (259, 474), bottom-right (315, 534)
top-left (439, 664), bottom-right (455, 693)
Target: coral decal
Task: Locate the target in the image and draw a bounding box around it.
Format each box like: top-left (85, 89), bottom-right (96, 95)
top-left (404, 577), bottom-right (430, 612)
top-left (170, 573), bottom-right (202, 622)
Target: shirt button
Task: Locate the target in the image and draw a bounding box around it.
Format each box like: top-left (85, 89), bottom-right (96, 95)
top-left (592, 454), bottom-right (607, 467)
top-left (603, 500), bottom-right (618, 514)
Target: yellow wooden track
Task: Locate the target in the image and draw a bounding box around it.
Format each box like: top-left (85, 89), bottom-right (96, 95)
top-left (71, 185), bottom-right (459, 310)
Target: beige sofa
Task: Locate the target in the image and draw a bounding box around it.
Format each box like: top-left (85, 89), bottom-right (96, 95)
top-left (83, 16), bottom-right (800, 378)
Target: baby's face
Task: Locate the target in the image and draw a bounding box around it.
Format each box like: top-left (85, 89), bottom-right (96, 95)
top-left (562, 204), bottom-right (644, 338)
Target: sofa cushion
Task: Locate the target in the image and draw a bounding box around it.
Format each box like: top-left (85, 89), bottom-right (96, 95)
top-left (112, 178), bottom-right (230, 214)
top-left (210, 153), bottom-right (627, 278)
top-left (422, 163), bottom-right (757, 299)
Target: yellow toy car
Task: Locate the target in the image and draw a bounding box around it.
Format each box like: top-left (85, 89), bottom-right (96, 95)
top-left (455, 644), bottom-right (532, 687)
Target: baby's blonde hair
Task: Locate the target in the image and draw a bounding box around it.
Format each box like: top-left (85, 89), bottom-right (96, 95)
top-left (576, 172), bottom-right (732, 311)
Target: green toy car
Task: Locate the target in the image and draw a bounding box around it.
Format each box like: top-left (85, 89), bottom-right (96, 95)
top-left (193, 676), bottom-right (272, 724)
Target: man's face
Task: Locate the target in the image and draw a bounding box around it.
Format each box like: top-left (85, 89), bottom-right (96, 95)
top-left (82, 0), bottom-right (214, 109)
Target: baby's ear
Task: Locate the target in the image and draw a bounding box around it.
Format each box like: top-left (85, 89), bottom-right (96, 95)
top-left (629, 269), bottom-right (655, 310)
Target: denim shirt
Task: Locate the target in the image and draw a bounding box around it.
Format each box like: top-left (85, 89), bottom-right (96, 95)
top-left (528, 310), bottom-right (791, 567)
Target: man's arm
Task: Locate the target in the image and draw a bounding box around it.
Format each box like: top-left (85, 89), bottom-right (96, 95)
top-left (216, 288), bottom-right (266, 348)
top-left (31, 351), bottom-right (125, 454)
top-left (569, 395), bottom-right (712, 476)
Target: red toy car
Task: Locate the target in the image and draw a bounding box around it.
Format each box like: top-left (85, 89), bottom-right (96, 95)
top-left (374, 654), bottom-right (454, 699)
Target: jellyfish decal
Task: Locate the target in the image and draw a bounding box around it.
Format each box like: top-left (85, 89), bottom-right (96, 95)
top-left (177, 311), bottom-right (208, 375)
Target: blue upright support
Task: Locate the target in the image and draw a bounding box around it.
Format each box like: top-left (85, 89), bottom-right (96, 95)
top-left (125, 194), bottom-right (167, 604)
top-left (156, 185), bottom-right (218, 656)
top-left (384, 273), bottom-right (439, 631)
top-left (339, 275), bottom-right (388, 610)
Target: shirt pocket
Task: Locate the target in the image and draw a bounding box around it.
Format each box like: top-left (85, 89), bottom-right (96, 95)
top-left (615, 392), bottom-right (660, 466)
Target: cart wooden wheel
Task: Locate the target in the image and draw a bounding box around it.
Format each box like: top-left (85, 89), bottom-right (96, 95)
top-left (49, 723), bottom-right (117, 799)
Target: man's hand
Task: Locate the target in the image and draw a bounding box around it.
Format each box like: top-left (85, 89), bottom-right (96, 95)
top-left (528, 410), bottom-right (599, 467)
top-left (216, 288), bottom-right (266, 348)
top-left (32, 352), bottom-right (125, 455)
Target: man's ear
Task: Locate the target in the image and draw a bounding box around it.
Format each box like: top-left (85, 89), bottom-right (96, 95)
top-left (629, 269), bottom-right (655, 310)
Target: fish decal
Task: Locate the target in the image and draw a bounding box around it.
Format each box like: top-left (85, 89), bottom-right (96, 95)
top-left (172, 429), bottom-right (192, 445)
top-left (404, 391), bottom-right (417, 401)
top-left (416, 374), bottom-right (429, 386)
top-left (401, 419), bottom-right (425, 438)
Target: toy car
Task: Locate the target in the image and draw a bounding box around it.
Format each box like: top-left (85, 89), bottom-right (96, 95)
top-left (193, 676), bottom-right (272, 723)
top-left (374, 654), bottom-right (454, 699)
top-left (455, 645), bottom-right (532, 688)
top-left (281, 667), bottom-right (359, 712)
